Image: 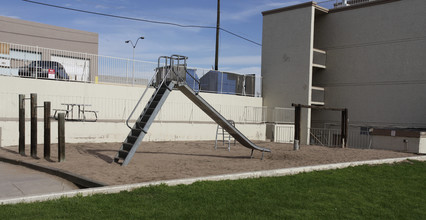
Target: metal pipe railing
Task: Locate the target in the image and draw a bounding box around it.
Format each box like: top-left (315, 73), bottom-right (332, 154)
top-left (170, 54), bottom-right (201, 92)
top-left (125, 56), bottom-right (171, 129)
top-left (0, 41), bottom-right (262, 96)
top-left (125, 55), bottom-right (205, 130)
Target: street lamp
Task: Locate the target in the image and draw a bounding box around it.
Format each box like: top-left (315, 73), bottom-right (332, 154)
top-left (125, 36), bottom-right (144, 85)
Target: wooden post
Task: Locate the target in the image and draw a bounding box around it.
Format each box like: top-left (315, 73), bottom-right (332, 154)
top-left (30, 93), bottom-right (37, 158)
top-left (344, 109), bottom-right (349, 148)
top-left (341, 110), bottom-right (344, 147)
top-left (58, 113), bottom-right (65, 162)
top-left (294, 104), bottom-right (301, 142)
top-left (44, 102), bottom-right (51, 159)
top-left (341, 108), bottom-right (348, 148)
top-left (19, 94), bottom-right (25, 155)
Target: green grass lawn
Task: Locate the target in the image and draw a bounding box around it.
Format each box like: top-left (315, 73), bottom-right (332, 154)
top-left (1, 160), bottom-right (425, 219)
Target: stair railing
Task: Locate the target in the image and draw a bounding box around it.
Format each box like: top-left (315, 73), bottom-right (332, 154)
top-left (125, 56), bottom-right (172, 129)
top-left (170, 54), bottom-right (201, 92)
top-left (125, 54), bottom-right (201, 130)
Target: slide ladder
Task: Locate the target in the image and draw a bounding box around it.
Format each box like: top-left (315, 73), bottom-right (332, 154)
top-left (215, 120), bottom-right (236, 151)
top-left (114, 56), bottom-right (175, 165)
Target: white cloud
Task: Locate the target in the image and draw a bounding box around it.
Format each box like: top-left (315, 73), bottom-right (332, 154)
top-left (140, 7), bottom-right (217, 27)
top-left (222, 1), bottom-right (303, 21)
top-left (0, 14), bottom-right (21, 19)
top-left (95, 4), bottom-right (109, 10)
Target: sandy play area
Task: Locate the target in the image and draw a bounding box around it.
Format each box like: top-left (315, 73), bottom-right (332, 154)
top-left (0, 141), bottom-right (416, 186)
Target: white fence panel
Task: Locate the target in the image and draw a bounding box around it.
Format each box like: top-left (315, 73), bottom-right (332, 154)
top-left (274, 124), bottom-right (294, 143)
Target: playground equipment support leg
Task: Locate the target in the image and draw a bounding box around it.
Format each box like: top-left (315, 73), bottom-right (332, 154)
top-left (30, 93), bottom-right (37, 158)
top-left (19, 94), bottom-right (25, 155)
top-left (58, 113), bottom-right (65, 162)
top-left (44, 102), bottom-right (51, 159)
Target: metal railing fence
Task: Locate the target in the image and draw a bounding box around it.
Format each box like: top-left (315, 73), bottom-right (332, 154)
top-left (309, 126), bottom-right (371, 148)
top-left (274, 124), bottom-right (294, 143)
top-left (0, 41), bottom-right (262, 97)
top-left (0, 91), bottom-right (265, 124)
top-left (317, 0), bottom-right (377, 8)
top-left (263, 107), bottom-right (295, 124)
top-left (0, 41), bottom-right (157, 85)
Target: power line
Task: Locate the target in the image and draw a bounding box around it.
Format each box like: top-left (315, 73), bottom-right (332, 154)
top-left (220, 28), bottom-right (261, 46)
top-left (22, 0), bottom-right (262, 46)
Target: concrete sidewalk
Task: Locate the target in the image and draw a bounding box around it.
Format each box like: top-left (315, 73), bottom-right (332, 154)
top-left (0, 162), bottom-right (78, 199)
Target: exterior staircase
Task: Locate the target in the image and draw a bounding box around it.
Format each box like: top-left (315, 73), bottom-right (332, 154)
top-left (113, 80), bottom-right (175, 165)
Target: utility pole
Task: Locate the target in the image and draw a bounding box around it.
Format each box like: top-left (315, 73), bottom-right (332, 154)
top-left (214, 0), bottom-right (220, 70)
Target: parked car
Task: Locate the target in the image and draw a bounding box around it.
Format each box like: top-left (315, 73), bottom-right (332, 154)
top-left (18, 61), bottom-right (69, 80)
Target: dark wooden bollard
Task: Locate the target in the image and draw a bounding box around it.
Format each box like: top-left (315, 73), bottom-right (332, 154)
top-left (19, 94), bottom-right (25, 155)
top-left (341, 108), bottom-right (349, 148)
top-left (294, 104), bottom-right (301, 150)
top-left (58, 113), bottom-right (65, 162)
top-left (44, 102), bottom-right (51, 159)
top-left (30, 93), bottom-right (37, 158)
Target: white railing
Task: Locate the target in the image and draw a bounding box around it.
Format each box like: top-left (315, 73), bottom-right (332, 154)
top-left (263, 107), bottom-right (294, 123)
top-left (309, 126), bottom-right (371, 148)
top-left (333, 0), bottom-right (376, 7)
top-left (0, 41), bottom-right (262, 97)
top-left (0, 41), bottom-right (156, 85)
top-left (274, 124), bottom-right (294, 143)
top-left (0, 91), bottom-right (265, 124)
top-left (310, 128), bottom-right (342, 147)
top-left (316, 0), bottom-right (376, 8)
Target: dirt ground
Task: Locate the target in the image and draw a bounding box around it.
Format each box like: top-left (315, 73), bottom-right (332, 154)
top-left (0, 141), bottom-right (416, 186)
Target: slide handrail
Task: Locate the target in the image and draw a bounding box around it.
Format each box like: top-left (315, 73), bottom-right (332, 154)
top-left (125, 56), bottom-right (172, 129)
top-left (170, 54), bottom-right (201, 92)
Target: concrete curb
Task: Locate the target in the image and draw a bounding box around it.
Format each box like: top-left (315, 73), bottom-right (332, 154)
top-left (1, 155), bottom-right (425, 205)
top-left (0, 156), bottom-right (106, 188)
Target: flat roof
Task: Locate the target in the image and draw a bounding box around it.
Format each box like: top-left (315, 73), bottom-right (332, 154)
top-left (262, 2), bottom-right (317, 16)
top-left (262, 0), bottom-right (400, 16)
top-left (0, 15), bottom-right (98, 37)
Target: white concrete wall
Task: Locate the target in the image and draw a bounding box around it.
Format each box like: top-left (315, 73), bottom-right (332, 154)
top-left (0, 76), bottom-right (265, 147)
top-left (420, 136), bottom-right (426, 154)
top-left (371, 135), bottom-right (424, 154)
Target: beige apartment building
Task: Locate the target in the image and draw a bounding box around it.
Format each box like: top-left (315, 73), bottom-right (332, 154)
top-left (261, 0), bottom-right (426, 152)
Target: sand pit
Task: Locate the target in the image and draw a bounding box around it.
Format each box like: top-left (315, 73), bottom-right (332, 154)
top-left (0, 141), bottom-right (416, 186)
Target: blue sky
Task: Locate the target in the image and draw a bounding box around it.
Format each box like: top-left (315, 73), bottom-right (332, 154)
top-left (1, 0), bottom-right (334, 75)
